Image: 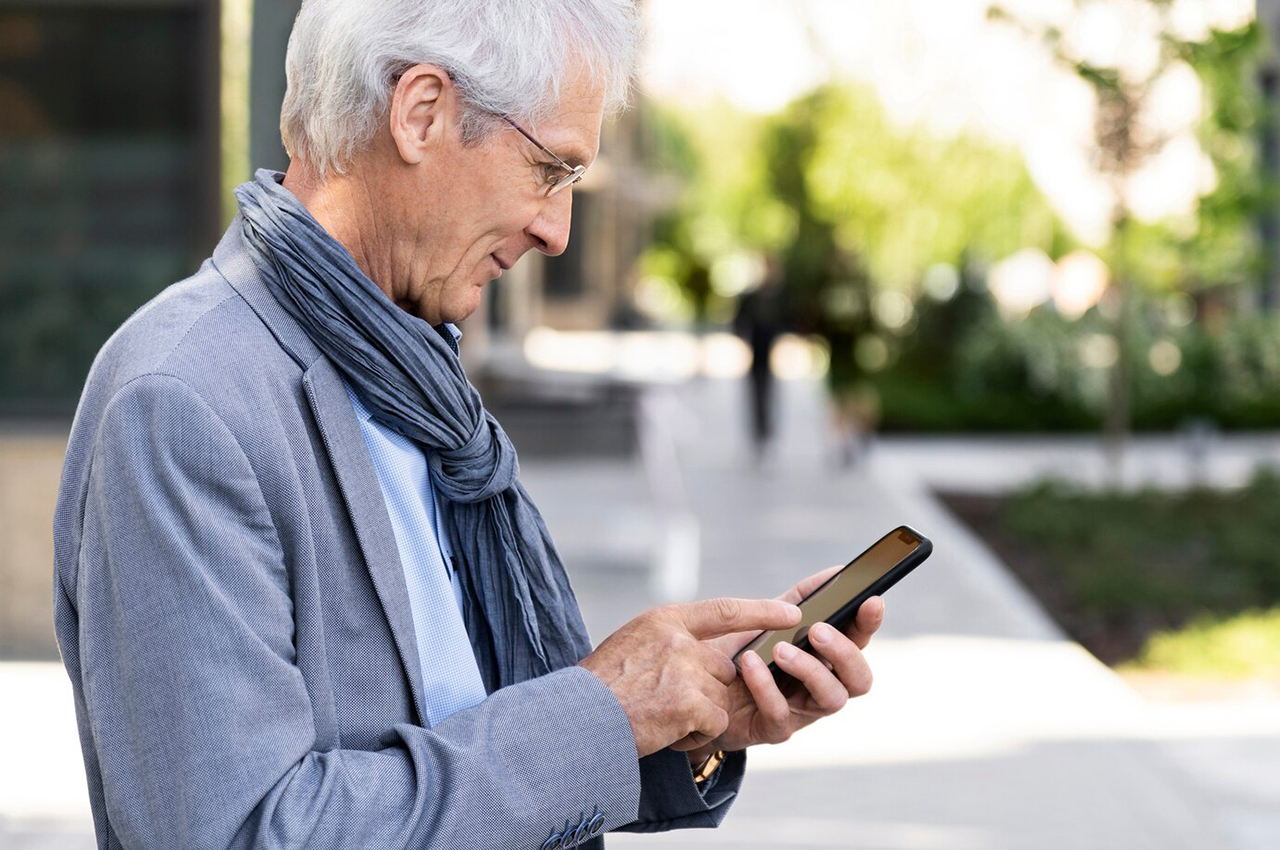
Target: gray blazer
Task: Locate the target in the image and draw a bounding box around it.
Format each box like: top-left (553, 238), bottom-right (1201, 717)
top-left (53, 218), bottom-right (745, 850)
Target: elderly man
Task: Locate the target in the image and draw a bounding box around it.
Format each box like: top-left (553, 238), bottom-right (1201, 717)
top-left (52, 1), bottom-right (884, 847)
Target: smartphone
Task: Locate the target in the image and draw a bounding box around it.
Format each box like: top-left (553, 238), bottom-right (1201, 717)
top-left (733, 525), bottom-right (933, 686)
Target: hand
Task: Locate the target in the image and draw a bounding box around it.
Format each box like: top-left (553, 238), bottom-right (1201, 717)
top-left (577, 597), bottom-right (802, 758)
top-left (674, 566), bottom-right (885, 758)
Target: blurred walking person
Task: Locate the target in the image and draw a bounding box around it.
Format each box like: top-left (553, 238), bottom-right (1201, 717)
top-left (734, 258), bottom-right (787, 465)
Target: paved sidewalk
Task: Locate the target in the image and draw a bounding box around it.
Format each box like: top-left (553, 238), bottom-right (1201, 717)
top-left (528, 377), bottom-right (1280, 850)
top-left (872, 432), bottom-right (1280, 494)
top-left (4, 377), bottom-right (1279, 849)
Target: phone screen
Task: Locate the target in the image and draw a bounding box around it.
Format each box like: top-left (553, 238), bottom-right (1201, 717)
top-left (741, 528), bottom-right (923, 663)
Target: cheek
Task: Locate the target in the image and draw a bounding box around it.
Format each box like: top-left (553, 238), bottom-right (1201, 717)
top-left (484, 191), bottom-right (537, 237)
top-left (453, 195), bottom-right (529, 259)
top-left (469, 157), bottom-right (532, 226)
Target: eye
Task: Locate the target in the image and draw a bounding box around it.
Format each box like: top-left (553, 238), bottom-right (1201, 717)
top-left (542, 161), bottom-right (578, 185)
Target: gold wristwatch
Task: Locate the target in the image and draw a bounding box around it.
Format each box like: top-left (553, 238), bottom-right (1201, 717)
top-left (691, 749), bottom-right (726, 785)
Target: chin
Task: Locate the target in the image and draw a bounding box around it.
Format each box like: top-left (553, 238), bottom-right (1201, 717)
top-left (440, 289), bottom-right (484, 325)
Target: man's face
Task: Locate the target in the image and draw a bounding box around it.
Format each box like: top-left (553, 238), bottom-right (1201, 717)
top-left (382, 67), bottom-right (606, 325)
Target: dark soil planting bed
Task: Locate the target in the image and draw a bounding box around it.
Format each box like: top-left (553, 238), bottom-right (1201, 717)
top-left (940, 471), bottom-right (1280, 678)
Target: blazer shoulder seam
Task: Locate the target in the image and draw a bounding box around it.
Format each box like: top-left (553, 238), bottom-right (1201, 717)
top-left (152, 290), bottom-right (243, 375)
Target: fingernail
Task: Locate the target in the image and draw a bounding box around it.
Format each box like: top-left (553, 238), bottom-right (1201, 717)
top-left (784, 603), bottom-right (801, 618)
top-left (776, 642), bottom-right (795, 660)
top-left (812, 622), bottom-right (833, 643)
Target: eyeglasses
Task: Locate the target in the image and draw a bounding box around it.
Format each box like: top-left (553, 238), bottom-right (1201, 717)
top-left (500, 115), bottom-right (587, 198)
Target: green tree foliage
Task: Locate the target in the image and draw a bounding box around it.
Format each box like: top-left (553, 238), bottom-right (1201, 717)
top-left (764, 85), bottom-right (1061, 404)
top-left (1161, 21), bottom-right (1269, 294)
top-left (800, 86), bottom-right (1059, 288)
top-left (641, 8), bottom-right (1274, 433)
top-left (645, 84), bottom-right (1060, 390)
top-left (990, 3), bottom-right (1269, 451)
top-left (1037, 20), bottom-right (1269, 301)
top-left (641, 101), bottom-right (792, 324)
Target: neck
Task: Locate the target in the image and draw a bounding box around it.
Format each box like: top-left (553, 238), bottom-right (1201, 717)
top-left (281, 159), bottom-right (419, 317)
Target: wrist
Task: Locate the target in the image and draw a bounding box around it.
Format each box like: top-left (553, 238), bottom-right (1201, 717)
top-left (689, 747), bottom-right (727, 784)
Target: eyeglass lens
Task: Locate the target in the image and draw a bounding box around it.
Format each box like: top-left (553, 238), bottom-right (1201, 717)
top-left (547, 165), bottom-right (586, 197)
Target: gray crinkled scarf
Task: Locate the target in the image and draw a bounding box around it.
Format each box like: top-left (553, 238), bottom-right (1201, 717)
top-left (234, 168), bottom-right (591, 692)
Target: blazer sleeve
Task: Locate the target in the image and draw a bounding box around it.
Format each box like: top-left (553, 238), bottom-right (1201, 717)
top-left (69, 373), bottom-right (646, 850)
top-left (618, 746), bottom-right (746, 833)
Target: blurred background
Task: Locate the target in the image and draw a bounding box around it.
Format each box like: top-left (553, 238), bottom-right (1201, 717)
top-left (2, 1), bottom-right (1279, 848)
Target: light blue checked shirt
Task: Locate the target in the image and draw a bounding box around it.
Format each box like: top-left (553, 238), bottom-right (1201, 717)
top-left (341, 324), bottom-right (489, 727)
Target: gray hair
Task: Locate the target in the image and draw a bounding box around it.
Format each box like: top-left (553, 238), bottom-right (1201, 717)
top-left (280, 0), bottom-right (642, 178)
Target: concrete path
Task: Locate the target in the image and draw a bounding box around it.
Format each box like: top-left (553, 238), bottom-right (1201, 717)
top-left (872, 432), bottom-right (1280, 494)
top-left (527, 377), bottom-right (1280, 850)
top-left (4, 376), bottom-right (1278, 849)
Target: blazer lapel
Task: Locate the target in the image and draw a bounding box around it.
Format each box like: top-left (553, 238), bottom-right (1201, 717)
top-left (302, 361), bottom-right (430, 725)
top-left (212, 215), bottom-right (430, 725)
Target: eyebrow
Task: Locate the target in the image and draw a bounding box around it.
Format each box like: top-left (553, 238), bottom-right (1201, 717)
top-left (546, 148), bottom-right (589, 169)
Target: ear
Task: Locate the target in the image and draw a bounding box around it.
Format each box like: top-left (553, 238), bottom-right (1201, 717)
top-left (387, 64), bottom-right (455, 166)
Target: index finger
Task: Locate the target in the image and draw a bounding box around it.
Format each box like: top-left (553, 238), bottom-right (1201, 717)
top-left (676, 597), bottom-right (802, 640)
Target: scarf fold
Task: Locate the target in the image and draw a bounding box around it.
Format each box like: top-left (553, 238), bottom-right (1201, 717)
top-left (234, 168), bottom-right (591, 693)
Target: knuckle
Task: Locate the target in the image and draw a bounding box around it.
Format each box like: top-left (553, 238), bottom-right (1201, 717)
top-left (851, 667), bottom-right (873, 697)
top-left (677, 687), bottom-right (704, 716)
top-left (668, 634), bottom-right (698, 663)
top-left (765, 703), bottom-right (790, 728)
top-left (711, 705), bottom-right (730, 736)
top-left (720, 656), bottom-right (739, 681)
top-left (712, 597), bottom-right (742, 623)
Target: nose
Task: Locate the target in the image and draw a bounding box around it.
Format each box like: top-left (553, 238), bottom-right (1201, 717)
top-left (526, 191), bottom-right (573, 257)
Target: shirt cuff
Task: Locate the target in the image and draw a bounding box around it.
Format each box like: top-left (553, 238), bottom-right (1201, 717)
top-left (615, 746), bottom-right (747, 833)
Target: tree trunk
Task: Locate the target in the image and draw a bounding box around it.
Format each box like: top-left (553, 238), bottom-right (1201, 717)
top-left (1104, 217), bottom-right (1132, 487)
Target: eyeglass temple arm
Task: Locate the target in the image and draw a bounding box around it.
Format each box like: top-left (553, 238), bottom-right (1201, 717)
top-left (501, 115), bottom-right (577, 172)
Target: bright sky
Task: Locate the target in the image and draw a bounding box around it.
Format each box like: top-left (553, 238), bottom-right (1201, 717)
top-left (642, 0), bottom-right (1257, 247)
